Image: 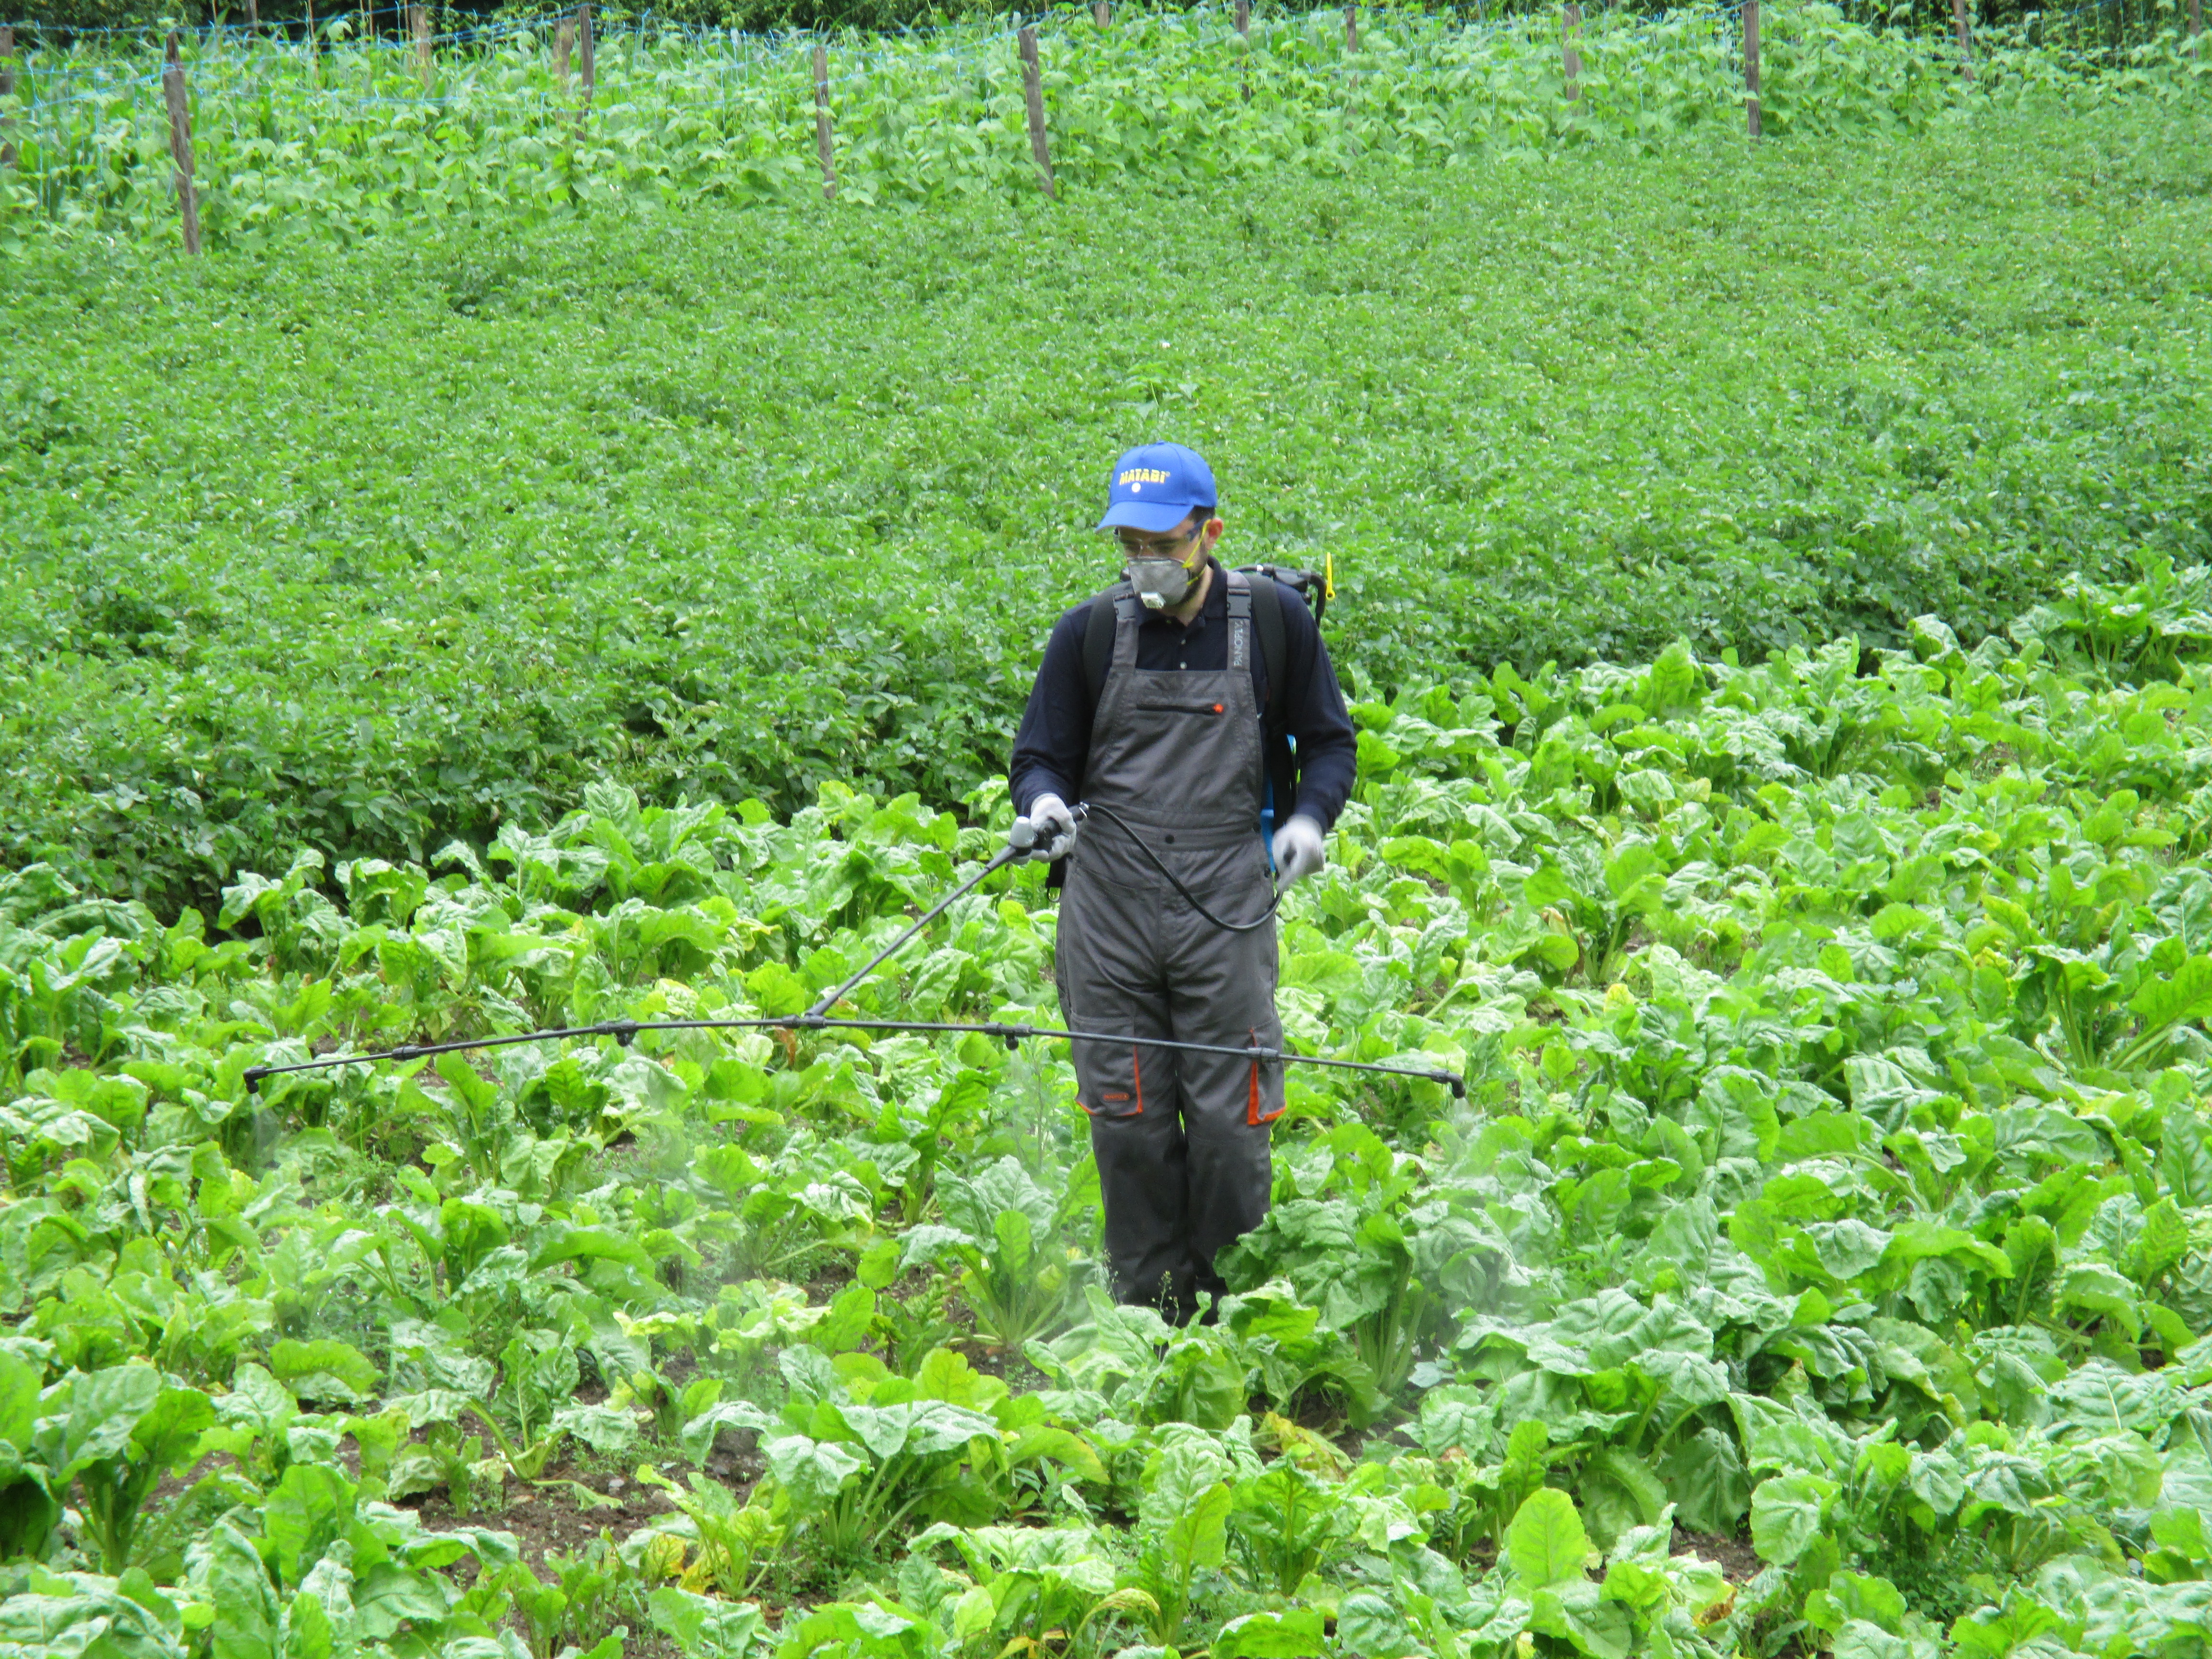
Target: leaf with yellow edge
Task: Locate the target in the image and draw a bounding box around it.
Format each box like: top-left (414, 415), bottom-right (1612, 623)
top-left (1258, 1411), bottom-right (1352, 1478)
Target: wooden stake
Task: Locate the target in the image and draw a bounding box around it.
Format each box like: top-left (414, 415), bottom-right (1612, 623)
top-left (0, 28), bottom-right (16, 172)
top-left (410, 2), bottom-right (430, 84)
top-left (0, 34), bottom-right (20, 177)
top-left (1951, 0), bottom-right (1975, 76)
top-left (554, 15), bottom-right (573, 94)
top-left (577, 3), bottom-right (594, 117)
top-left (247, 0), bottom-right (260, 29)
top-left (2190, 0), bottom-right (2202, 54)
top-left (812, 43), bottom-right (836, 201)
top-left (1563, 1), bottom-right (1581, 99)
top-left (304, 0), bottom-right (318, 80)
top-left (1093, 0), bottom-right (1109, 24)
top-left (163, 32), bottom-right (202, 257)
top-left (1236, 0), bottom-right (1250, 102)
top-left (1744, 0), bottom-right (1760, 136)
top-left (1017, 25), bottom-right (1055, 200)
top-left (1345, 2), bottom-right (1357, 50)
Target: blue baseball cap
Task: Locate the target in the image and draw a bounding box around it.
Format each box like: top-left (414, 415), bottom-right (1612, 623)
top-left (1096, 443), bottom-right (1218, 534)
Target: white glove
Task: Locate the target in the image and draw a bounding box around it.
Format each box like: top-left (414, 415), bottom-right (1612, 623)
top-left (1272, 813), bottom-right (1326, 885)
top-left (1014, 793), bottom-right (1079, 861)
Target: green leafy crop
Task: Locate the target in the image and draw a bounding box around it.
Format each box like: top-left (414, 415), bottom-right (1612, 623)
top-left (5, 558), bottom-right (2212, 1657)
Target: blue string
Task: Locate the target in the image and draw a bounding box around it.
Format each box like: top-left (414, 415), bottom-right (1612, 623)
top-left (4, 0), bottom-right (2145, 41)
top-left (2, 2), bottom-right (2180, 133)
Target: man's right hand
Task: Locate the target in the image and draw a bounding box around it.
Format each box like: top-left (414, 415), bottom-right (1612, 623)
top-left (1013, 793), bottom-right (1079, 861)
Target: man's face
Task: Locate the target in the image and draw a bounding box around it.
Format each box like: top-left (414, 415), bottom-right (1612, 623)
top-left (1115, 513), bottom-right (1220, 575)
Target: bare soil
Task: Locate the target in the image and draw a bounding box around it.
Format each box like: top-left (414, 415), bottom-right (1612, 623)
top-left (1671, 1523), bottom-right (1763, 1583)
top-left (400, 1442), bottom-right (774, 1574)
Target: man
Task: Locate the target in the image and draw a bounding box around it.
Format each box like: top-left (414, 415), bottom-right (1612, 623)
top-left (1009, 442), bottom-right (1357, 1325)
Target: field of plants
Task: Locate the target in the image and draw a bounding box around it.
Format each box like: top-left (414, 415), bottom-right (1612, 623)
top-left (7, 84), bottom-right (2212, 912)
top-left (7, 559), bottom-right (2212, 1659)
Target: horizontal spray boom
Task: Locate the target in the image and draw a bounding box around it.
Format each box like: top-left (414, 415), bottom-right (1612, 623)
top-left (241, 1014), bottom-right (1465, 1098)
top-left (241, 801), bottom-right (1466, 1100)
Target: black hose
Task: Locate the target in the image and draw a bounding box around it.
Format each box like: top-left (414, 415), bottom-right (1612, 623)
top-left (1075, 800), bottom-right (1281, 933)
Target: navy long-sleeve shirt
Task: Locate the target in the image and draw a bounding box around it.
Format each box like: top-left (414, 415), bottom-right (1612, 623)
top-left (1009, 557), bottom-right (1358, 835)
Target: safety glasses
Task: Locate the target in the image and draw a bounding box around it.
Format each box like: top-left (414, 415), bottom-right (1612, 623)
top-left (1114, 523), bottom-right (1203, 561)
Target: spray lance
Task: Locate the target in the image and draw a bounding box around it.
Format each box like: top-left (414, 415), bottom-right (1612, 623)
top-left (241, 801), bottom-right (1466, 1100)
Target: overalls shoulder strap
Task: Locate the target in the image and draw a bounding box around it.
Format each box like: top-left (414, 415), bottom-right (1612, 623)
top-left (1083, 575), bottom-right (1247, 699)
top-left (1083, 571), bottom-right (1247, 695)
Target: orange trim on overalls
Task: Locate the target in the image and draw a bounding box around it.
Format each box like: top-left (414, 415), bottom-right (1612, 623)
top-left (1247, 1027), bottom-right (1281, 1125)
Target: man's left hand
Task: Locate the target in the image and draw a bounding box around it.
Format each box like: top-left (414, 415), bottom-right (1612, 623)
top-left (1272, 814), bottom-right (1326, 885)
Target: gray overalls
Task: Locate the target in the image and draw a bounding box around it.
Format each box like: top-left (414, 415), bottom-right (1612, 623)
top-left (1054, 569), bottom-right (1286, 1324)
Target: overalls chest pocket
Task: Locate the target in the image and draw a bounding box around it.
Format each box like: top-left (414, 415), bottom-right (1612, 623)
top-left (1129, 674), bottom-right (1232, 721)
top-left (1135, 698), bottom-right (1228, 718)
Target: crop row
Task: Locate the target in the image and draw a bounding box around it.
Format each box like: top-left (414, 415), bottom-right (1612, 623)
top-left (5, 1), bottom-right (2208, 246)
top-left (4, 563), bottom-right (2212, 1656)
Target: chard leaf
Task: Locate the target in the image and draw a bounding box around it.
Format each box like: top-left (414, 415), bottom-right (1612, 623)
top-left (1214, 1607), bottom-right (1329, 1659)
top-left (1506, 1487), bottom-right (1591, 1588)
top-left (1749, 1470), bottom-right (1836, 1567)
